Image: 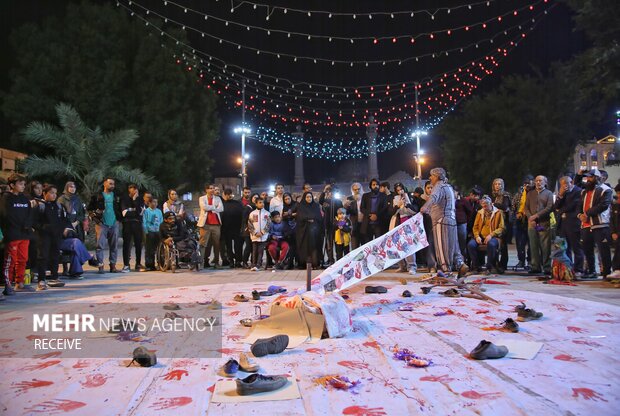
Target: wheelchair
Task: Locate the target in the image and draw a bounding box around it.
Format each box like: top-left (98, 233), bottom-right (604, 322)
top-left (156, 237), bottom-right (203, 272)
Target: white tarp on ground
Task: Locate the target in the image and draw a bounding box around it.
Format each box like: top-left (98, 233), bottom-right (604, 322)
top-left (307, 213), bottom-right (428, 294)
top-left (0, 280), bottom-right (618, 415)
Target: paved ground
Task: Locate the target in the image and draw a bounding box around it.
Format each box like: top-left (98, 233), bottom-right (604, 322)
top-left (1, 245), bottom-right (619, 311)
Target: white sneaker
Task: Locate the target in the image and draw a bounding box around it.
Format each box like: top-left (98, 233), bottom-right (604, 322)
top-left (250, 266), bottom-right (258, 272)
top-left (409, 268), bottom-right (418, 275)
top-left (121, 266), bottom-right (131, 273)
top-left (607, 270), bottom-right (620, 279)
top-left (36, 281), bottom-right (48, 291)
top-left (238, 352), bottom-right (259, 372)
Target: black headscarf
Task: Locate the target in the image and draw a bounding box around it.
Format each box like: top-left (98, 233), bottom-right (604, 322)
top-left (295, 191), bottom-right (322, 266)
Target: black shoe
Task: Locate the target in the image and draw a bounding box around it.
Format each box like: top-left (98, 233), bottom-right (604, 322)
top-left (402, 290), bottom-right (412, 298)
top-left (222, 260), bottom-right (230, 267)
top-left (499, 318), bottom-right (519, 333)
top-left (470, 340), bottom-right (508, 360)
top-left (528, 269), bottom-right (542, 275)
top-left (251, 290), bottom-right (260, 300)
top-left (517, 304), bottom-right (543, 322)
top-left (250, 335), bottom-right (289, 357)
top-left (3, 285), bottom-right (15, 296)
top-left (441, 288), bottom-right (460, 297)
top-left (365, 286), bottom-right (387, 294)
top-left (235, 373), bottom-right (287, 395)
top-left (88, 257), bottom-right (99, 267)
top-left (579, 272), bottom-right (598, 280)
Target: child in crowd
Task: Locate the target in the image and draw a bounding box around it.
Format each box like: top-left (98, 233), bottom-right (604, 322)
top-left (248, 198), bottom-right (271, 271)
top-left (143, 198), bottom-right (163, 271)
top-left (0, 174), bottom-right (33, 295)
top-left (334, 208), bottom-right (352, 260)
top-left (267, 211), bottom-right (290, 270)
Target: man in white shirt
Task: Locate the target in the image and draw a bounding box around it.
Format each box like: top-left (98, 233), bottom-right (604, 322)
top-left (197, 184), bottom-right (224, 268)
top-left (269, 183), bottom-right (285, 215)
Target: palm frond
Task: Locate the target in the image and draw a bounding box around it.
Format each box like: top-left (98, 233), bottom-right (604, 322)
top-left (110, 165), bottom-right (161, 194)
top-left (55, 103), bottom-right (89, 143)
top-left (98, 129), bottom-right (139, 164)
top-left (22, 121), bottom-right (76, 155)
top-left (21, 155), bottom-right (77, 178)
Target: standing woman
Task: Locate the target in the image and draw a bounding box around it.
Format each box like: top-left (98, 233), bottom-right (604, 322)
top-left (491, 178), bottom-right (511, 272)
top-left (282, 193), bottom-right (298, 269)
top-left (241, 193), bottom-right (259, 268)
top-left (391, 183), bottom-right (418, 273)
top-left (163, 189), bottom-right (186, 219)
top-left (57, 181), bottom-right (86, 241)
top-left (296, 192), bottom-right (322, 269)
top-left (26, 181), bottom-right (44, 282)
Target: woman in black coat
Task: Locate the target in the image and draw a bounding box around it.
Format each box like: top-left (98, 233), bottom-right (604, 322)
top-left (282, 193), bottom-right (298, 268)
top-left (295, 192), bottom-right (322, 269)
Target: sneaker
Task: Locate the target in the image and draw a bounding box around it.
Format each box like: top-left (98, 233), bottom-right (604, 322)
top-left (250, 334), bottom-right (289, 357)
top-left (88, 257), bottom-right (99, 267)
top-left (469, 340), bottom-right (509, 360)
top-left (235, 373), bottom-right (287, 396)
top-left (409, 267), bottom-right (417, 275)
top-left (607, 270), bottom-right (620, 279)
top-left (135, 264), bottom-right (146, 272)
top-left (441, 288), bottom-right (460, 297)
top-left (250, 266), bottom-right (258, 272)
top-left (234, 294), bottom-right (249, 302)
top-left (36, 281), bottom-right (48, 291)
top-left (499, 318), bottom-right (519, 333)
top-left (14, 283), bottom-right (35, 292)
top-left (68, 273), bottom-right (84, 280)
top-left (238, 352), bottom-right (259, 373)
top-left (579, 272), bottom-right (598, 280)
top-left (365, 286), bottom-right (388, 294)
top-left (47, 280), bottom-right (65, 288)
top-left (98, 266), bottom-right (105, 274)
top-left (402, 290), bottom-right (412, 298)
top-left (219, 358), bottom-right (240, 377)
top-left (251, 290), bottom-right (260, 300)
top-left (110, 265), bottom-right (120, 273)
top-left (457, 263), bottom-right (469, 277)
top-left (3, 284), bottom-right (15, 296)
top-left (517, 304), bottom-right (543, 322)
top-left (421, 286), bottom-right (432, 294)
top-left (121, 266), bottom-right (131, 273)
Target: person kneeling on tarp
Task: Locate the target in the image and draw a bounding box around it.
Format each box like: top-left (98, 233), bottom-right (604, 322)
top-left (60, 225), bottom-right (98, 278)
top-left (467, 195), bottom-right (505, 274)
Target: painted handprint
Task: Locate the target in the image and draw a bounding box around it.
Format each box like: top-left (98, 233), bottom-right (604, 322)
top-left (342, 405), bottom-right (387, 416)
top-left (461, 390), bottom-right (502, 400)
top-left (25, 399), bottom-right (86, 414)
top-left (337, 360), bottom-right (369, 370)
top-left (150, 396), bottom-right (193, 410)
top-left (80, 374), bottom-right (108, 388)
top-left (420, 375), bottom-right (454, 383)
top-left (13, 379), bottom-right (54, 394)
top-left (162, 370), bottom-right (189, 381)
top-left (572, 388), bottom-right (608, 402)
top-left (24, 360), bottom-right (61, 371)
top-left (567, 326), bottom-right (588, 333)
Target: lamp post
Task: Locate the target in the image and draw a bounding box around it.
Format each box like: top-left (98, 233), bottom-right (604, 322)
top-left (413, 84), bottom-right (429, 180)
top-left (234, 82), bottom-right (251, 188)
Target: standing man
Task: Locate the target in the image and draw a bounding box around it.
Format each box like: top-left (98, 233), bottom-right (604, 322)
top-left (269, 183), bottom-right (285, 215)
top-left (379, 181), bottom-right (394, 233)
top-left (88, 178), bottom-right (122, 274)
top-left (420, 167), bottom-right (468, 276)
top-left (121, 184), bottom-right (145, 272)
top-left (221, 189), bottom-right (244, 268)
top-left (198, 184), bottom-right (223, 268)
top-left (554, 176), bottom-right (584, 275)
top-left (578, 169), bottom-right (612, 279)
top-left (524, 175), bottom-right (554, 275)
top-left (240, 186), bottom-right (252, 207)
top-left (360, 179), bottom-right (387, 244)
top-left (513, 175), bottom-right (534, 269)
top-left (345, 182), bottom-right (364, 249)
top-left (0, 174), bottom-right (33, 295)
top-left (319, 184), bottom-right (344, 265)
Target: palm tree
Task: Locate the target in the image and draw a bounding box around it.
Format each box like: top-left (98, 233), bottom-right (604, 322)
top-left (21, 103), bottom-right (161, 200)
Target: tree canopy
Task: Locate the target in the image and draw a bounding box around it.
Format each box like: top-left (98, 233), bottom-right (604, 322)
top-left (1, 1), bottom-right (219, 191)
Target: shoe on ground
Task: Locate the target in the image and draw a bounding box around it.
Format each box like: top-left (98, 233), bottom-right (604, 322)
top-left (163, 303), bottom-right (181, 310)
top-left (110, 265), bottom-right (120, 273)
top-left (409, 268), bottom-right (417, 275)
top-left (402, 290), bottom-right (412, 298)
top-left (421, 286), bottom-right (432, 294)
top-left (365, 286), bottom-right (388, 294)
top-left (219, 358), bottom-right (240, 377)
top-left (3, 284), bottom-right (15, 296)
top-left (239, 352), bottom-right (259, 372)
top-left (250, 266), bottom-right (258, 272)
top-left (234, 294), bottom-right (249, 302)
top-left (579, 272), bottom-right (598, 280)
top-left (499, 318), bottom-right (519, 333)
top-left (470, 340), bottom-right (509, 360)
top-left (236, 373), bottom-right (288, 396)
top-left (517, 305), bottom-right (543, 322)
top-left (36, 281), bottom-right (48, 291)
top-left (489, 267), bottom-right (501, 275)
top-left (527, 269), bottom-right (542, 275)
top-left (515, 261), bottom-right (525, 269)
top-left (47, 279), bottom-right (65, 288)
top-left (68, 272), bottom-right (84, 279)
top-left (88, 257), bottom-right (99, 267)
top-left (121, 266), bottom-right (131, 273)
top-left (15, 283), bottom-right (35, 292)
top-left (251, 290), bottom-right (260, 300)
top-left (135, 264), bottom-right (146, 272)
top-left (457, 263), bottom-right (469, 277)
top-left (607, 270), bottom-right (620, 279)
top-left (0, 293), bottom-right (4, 301)
top-left (98, 266), bottom-right (105, 274)
top-left (206, 299), bottom-right (222, 310)
top-left (250, 334), bottom-right (289, 357)
top-left (441, 288), bottom-right (460, 297)
top-left (396, 267), bottom-right (408, 273)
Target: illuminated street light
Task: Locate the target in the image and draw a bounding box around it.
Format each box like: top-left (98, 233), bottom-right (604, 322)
top-left (234, 126), bottom-right (252, 135)
top-left (233, 121), bottom-right (252, 187)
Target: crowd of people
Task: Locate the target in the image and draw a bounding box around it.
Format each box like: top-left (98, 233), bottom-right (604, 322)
top-left (1, 164), bottom-right (619, 300)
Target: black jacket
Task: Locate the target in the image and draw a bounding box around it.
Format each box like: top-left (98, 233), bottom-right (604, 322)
top-left (554, 185), bottom-right (582, 230)
top-left (0, 192), bottom-right (32, 242)
top-left (120, 194), bottom-right (144, 222)
top-left (580, 185), bottom-right (612, 228)
top-left (35, 201), bottom-right (71, 239)
top-left (221, 199), bottom-right (243, 236)
top-left (360, 191), bottom-right (387, 234)
top-left (319, 193), bottom-right (344, 229)
top-left (159, 220), bottom-right (187, 242)
top-left (88, 191), bottom-right (121, 224)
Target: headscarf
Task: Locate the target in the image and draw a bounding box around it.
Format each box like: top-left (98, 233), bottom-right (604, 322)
top-left (430, 167), bottom-right (447, 181)
top-left (491, 178), bottom-right (506, 199)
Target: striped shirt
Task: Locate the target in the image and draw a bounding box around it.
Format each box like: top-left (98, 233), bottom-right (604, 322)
top-left (421, 181), bottom-right (456, 225)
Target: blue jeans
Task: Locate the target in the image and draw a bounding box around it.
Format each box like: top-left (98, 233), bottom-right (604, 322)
top-left (467, 237), bottom-right (499, 270)
top-left (61, 238), bottom-right (92, 275)
top-left (457, 223), bottom-right (467, 258)
top-left (95, 222), bottom-right (119, 266)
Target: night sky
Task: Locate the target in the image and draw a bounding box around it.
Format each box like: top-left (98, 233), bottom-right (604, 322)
top-left (1, 0), bottom-right (587, 186)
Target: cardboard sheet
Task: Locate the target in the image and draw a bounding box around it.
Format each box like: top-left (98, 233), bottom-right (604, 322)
top-left (498, 339), bottom-right (544, 360)
top-left (211, 376), bottom-right (300, 403)
top-left (244, 308), bottom-right (309, 348)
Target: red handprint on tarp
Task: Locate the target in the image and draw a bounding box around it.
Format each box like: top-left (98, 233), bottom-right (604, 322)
top-left (342, 405), bottom-right (387, 416)
top-left (24, 360), bottom-right (61, 371)
top-left (80, 374), bottom-right (108, 388)
top-left (572, 388), bottom-right (607, 402)
top-left (25, 399), bottom-right (86, 414)
top-left (162, 370), bottom-right (189, 381)
top-left (461, 390), bottom-right (502, 400)
top-left (338, 361), bottom-right (369, 370)
top-left (13, 379), bottom-right (54, 394)
top-left (420, 375), bottom-right (454, 383)
top-left (150, 396), bottom-right (193, 410)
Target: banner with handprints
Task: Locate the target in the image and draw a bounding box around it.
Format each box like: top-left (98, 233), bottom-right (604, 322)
top-left (308, 213), bottom-right (428, 294)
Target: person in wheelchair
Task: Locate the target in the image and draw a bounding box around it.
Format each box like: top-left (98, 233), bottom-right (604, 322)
top-left (467, 195), bottom-right (505, 275)
top-left (267, 211), bottom-right (292, 270)
top-left (159, 211), bottom-right (200, 269)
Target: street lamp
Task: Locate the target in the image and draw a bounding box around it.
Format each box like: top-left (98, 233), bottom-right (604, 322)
top-left (412, 130), bottom-right (428, 179)
top-left (234, 126), bottom-right (251, 187)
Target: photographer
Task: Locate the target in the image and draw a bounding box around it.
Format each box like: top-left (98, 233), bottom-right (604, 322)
top-left (319, 184), bottom-right (343, 266)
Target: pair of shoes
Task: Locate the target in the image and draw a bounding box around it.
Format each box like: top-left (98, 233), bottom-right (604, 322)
top-left (250, 335), bottom-right (289, 357)
top-left (365, 286), bottom-right (387, 294)
top-left (470, 340), bottom-right (508, 360)
top-left (121, 266), bottom-right (131, 273)
top-left (36, 281), bottom-right (48, 291)
top-left (251, 290), bottom-right (261, 300)
top-left (516, 303), bottom-right (543, 321)
top-left (135, 264), bottom-right (146, 272)
top-left (498, 318), bottom-right (519, 333)
top-left (110, 265), bottom-right (120, 273)
top-left (88, 257), bottom-right (99, 267)
top-left (234, 294), bottom-right (249, 302)
top-left (579, 272), bottom-right (598, 280)
top-left (402, 290), bottom-right (412, 298)
top-left (236, 373), bottom-right (287, 395)
top-left (220, 353), bottom-right (260, 377)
